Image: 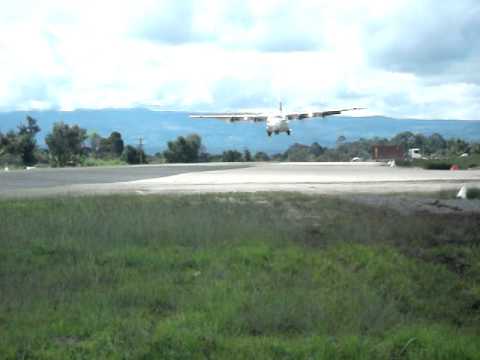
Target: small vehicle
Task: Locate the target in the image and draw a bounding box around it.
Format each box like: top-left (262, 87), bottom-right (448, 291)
top-left (408, 148), bottom-right (422, 159)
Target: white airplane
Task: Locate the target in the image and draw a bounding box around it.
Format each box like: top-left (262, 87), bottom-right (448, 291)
top-left (190, 103), bottom-right (365, 136)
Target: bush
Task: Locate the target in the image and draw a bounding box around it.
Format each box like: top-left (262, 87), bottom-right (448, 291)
top-left (45, 122), bottom-right (88, 167)
top-left (122, 145), bottom-right (147, 164)
top-left (422, 161), bottom-right (453, 170)
top-left (398, 155), bottom-right (480, 170)
top-left (254, 152), bottom-right (270, 161)
top-left (395, 159), bottom-right (413, 167)
top-left (0, 116), bottom-right (41, 166)
top-left (0, 153), bottom-right (23, 168)
top-left (467, 188), bottom-right (480, 199)
top-left (222, 150), bottom-right (243, 162)
top-left (81, 158), bottom-right (126, 167)
top-left (164, 134), bottom-right (203, 163)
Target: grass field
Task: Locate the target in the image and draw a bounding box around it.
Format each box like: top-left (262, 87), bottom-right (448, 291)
top-left (1, 193), bottom-right (479, 359)
top-left (397, 154), bottom-right (480, 170)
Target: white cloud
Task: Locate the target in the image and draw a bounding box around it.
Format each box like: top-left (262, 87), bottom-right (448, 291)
top-left (0, 0), bottom-right (478, 119)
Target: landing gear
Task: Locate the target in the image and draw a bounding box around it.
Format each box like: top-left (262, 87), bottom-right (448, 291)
top-left (274, 130), bottom-right (280, 135)
top-left (286, 129), bottom-right (291, 136)
top-left (267, 131), bottom-right (272, 137)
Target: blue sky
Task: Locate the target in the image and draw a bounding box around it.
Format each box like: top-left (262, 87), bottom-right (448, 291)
top-left (0, 0), bottom-right (479, 119)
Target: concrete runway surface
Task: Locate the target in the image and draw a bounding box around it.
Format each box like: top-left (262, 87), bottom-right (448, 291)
top-left (1, 162), bottom-right (479, 198)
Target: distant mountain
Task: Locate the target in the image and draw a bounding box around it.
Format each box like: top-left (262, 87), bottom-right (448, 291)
top-left (1, 109), bottom-right (479, 154)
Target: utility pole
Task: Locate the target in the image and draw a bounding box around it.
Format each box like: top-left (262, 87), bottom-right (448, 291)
top-left (137, 137), bottom-right (144, 164)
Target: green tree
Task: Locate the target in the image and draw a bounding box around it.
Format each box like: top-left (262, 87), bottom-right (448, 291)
top-left (254, 151), bottom-right (270, 161)
top-left (284, 143), bottom-right (313, 162)
top-left (447, 138), bottom-right (470, 155)
top-left (89, 132), bottom-right (103, 158)
top-left (391, 131), bottom-right (416, 149)
top-left (97, 131), bottom-right (125, 158)
top-left (122, 145), bottom-right (147, 164)
top-left (243, 149), bottom-right (252, 162)
top-left (310, 142), bottom-right (326, 157)
top-left (336, 135), bottom-right (346, 148)
top-left (0, 131), bottom-right (23, 166)
top-left (222, 150), bottom-right (243, 162)
top-left (425, 133), bottom-right (447, 155)
top-left (0, 116), bottom-right (41, 166)
top-left (45, 122), bottom-right (88, 166)
top-left (17, 116), bottom-right (41, 166)
top-left (0, 131), bottom-right (20, 156)
top-left (164, 134), bottom-right (203, 163)
top-left (110, 131), bottom-right (124, 157)
top-left (471, 143), bottom-right (480, 154)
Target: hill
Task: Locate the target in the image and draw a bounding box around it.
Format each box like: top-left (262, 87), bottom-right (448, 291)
top-left (1, 109), bottom-right (479, 154)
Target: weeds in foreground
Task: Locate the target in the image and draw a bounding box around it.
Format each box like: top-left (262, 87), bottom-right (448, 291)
top-left (0, 193), bottom-right (479, 358)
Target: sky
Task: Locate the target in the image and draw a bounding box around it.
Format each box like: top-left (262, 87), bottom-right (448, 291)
top-left (0, 0), bottom-right (479, 119)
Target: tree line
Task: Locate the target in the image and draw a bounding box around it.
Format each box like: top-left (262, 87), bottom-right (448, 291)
top-left (1, 116), bottom-right (479, 167)
top-left (0, 117), bottom-right (147, 167)
top-left (161, 131), bottom-right (480, 163)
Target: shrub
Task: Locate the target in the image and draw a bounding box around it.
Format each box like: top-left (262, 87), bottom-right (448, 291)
top-left (222, 150), bottom-right (243, 162)
top-left (467, 187), bottom-right (480, 199)
top-left (422, 161), bottom-right (453, 170)
top-left (122, 145), bottom-right (147, 164)
top-left (81, 158), bottom-right (126, 167)
top-left (0, 153), bottom-right (23, 168)
top-left (45, 122), bottom-right (88, 166)
top-left (395, 159), bottom-right (413, 167)
top-left (163, 134), bottom-right (203, 163)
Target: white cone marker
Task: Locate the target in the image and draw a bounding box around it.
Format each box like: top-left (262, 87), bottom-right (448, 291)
top-left (456, 185), bottom-right (467, 199)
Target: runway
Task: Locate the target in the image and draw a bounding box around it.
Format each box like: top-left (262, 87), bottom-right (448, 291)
top-left (1, 162), bottom-right (479, 198)
top-left (0, 163), bottom-right (247, 197)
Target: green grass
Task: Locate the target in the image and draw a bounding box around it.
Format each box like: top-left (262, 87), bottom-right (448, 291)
top-left (405, 188), bottom-right (480, 200)
top-left (0, 193), bottom-right (479, 359)
top-left (398, 154), bottom-right (480, 170)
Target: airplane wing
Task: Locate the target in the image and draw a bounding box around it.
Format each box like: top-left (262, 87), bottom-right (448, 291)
top-left (190, 113), bottom-right (268, 123)
top-left (285, 107), bottom-right (365, 120)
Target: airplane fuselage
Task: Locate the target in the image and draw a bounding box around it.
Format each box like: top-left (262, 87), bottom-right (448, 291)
top-left (190, 102), bottom-right (364, 137)
top-left (266, 113), bottom-right (291, 136)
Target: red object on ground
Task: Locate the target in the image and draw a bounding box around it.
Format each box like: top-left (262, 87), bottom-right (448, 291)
top-left (450, 164), bottom-right (460, 171)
